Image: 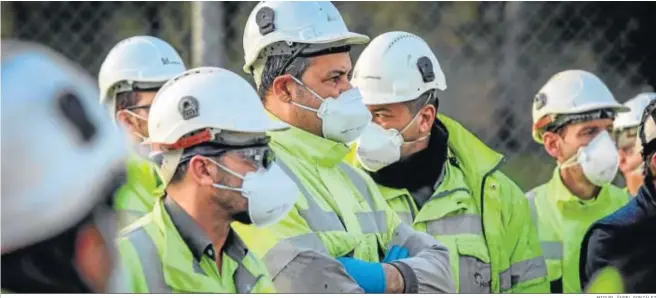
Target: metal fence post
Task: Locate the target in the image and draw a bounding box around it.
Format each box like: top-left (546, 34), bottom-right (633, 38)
top-left (192, 1), bottom-right (225, 68)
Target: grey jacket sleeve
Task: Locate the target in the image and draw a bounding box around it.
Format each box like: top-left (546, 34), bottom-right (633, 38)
top-left (388, 223), bottom-right (455, 293)
top-left (270, 250), bottom-right (365, 293)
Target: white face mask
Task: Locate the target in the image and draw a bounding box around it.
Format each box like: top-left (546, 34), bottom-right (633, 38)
top-left (209, 159), bottom-right (298, 227)
top-left (355, 112), bottom-right (430, 172)
top-left (290, 76), bottom-right (372, 144)
top-left (560, 130), bottom-right (619, 187)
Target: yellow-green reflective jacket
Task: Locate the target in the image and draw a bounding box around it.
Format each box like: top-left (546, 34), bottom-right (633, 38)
top-left (349, 115), bottom-right (549, 293)
top-left (526, 168), bottom-right (629, 293)
top-left (117, 198), bottom-right (276, 293)
top-left (233, 121), bottom-right (455, 293)
top-left (114, 154), bottom-right (163, 228)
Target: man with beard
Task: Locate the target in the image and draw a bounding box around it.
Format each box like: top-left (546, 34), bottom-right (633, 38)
top-left (116, 67), bottom-right (299, 293)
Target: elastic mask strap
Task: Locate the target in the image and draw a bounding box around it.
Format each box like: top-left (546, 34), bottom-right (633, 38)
top-left (122, 109), bottom-right (148, 141)
top-left (123, 109), bottom-right (148, 122)
top-left (559, 151), bottom-right (579, 169)
top-left (206, 157), bottom-right (245, 180)
top-left (290, 101), bottom-right (319, 113)
top-left (290, 76), bottom-right (325, 103)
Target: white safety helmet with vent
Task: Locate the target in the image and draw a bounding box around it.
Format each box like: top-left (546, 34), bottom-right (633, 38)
top-left (614, 92), bottom-right (656, 131)
top-left (242, 1), bottom-right (369, 74)
top-left (352, 31), bottom-right (447, 105)
top-left (1, 40), bottom-right (127, 253)
top-left (147, 67), bottom-right (289, 185)
top-left (532, 69), bottom-right (629, 143)
top-left (98, 35), bottom-right (186, 119)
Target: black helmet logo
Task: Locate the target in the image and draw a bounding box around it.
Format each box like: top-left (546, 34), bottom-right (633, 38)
top-left (178, 96), bottom-right (199, 120)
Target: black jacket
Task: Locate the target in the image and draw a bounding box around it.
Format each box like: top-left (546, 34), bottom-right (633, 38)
top-left (579, 177), bottom-right (656, 293)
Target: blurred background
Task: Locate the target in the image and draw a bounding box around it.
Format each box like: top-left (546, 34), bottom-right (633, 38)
top-left (3, 1), bottom-right (655, 191)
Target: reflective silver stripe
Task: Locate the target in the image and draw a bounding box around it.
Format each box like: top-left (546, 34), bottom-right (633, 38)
top-left (397, 211), bottom-right (413, 225)
top-left (338, 163), bottom-right (375, 209)
top-left (233, 254), bottom-right (264, 293)
top-left (425, 214), bottom-right (483, 236)
top-left (526, 191), bottom-right (538, 226)
top-left (225, 236), bottom-right (265, 293)
top-left (262, 232), bottom-right (328, 278)
top-left (339, 164), bottom-right (389, 234)
top-left (125, 228), bottom-right (171, 293)
top-left (499, 256), bottom-right (548, 291)
top-left (356, 211), bottom-right (387, 234)
top-left (118, 209), bottom-right (147, 219)
top-left (541, 241), bottom-right (563, 260)
top-left (276, 159), bottom-right (345, 233)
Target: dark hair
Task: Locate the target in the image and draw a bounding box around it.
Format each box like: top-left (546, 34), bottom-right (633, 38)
top-left (639, 99), bottom-right (656, 163)
top-left (169, 161), bottom-right (189, 185)
top-left (403, 89), bottom-right (439, 115)
top-left (257, 54), bottom-right (311, 99)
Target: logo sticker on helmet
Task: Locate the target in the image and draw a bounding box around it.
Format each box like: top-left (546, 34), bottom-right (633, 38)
top-left (534, 92), bottom-right (548, 110)
top-left (178, 96), bottom-right (199, 120)
top-left (161, 57), bottom-right (181, 65)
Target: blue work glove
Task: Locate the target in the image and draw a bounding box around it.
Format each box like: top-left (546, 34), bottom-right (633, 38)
top-left (336, 257), bottom-right (386, 293)
top-left (382, 245), bottom-right (409, 263)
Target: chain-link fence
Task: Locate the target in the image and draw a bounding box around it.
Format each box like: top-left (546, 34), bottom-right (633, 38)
top-left (3, 1), bottom-right (654, 190)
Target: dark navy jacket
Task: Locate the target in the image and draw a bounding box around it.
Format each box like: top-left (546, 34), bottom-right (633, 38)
top-left (580, 178), bottom-right (656, 293)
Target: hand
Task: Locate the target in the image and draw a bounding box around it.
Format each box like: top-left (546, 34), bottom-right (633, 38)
top-left (336, 257), bottom-right (386, 293)
top-left (382, 245), bottom-right (409, 263)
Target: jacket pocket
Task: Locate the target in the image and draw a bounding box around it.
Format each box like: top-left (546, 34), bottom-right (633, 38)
top-left (456, 238), bottom-right (492, 293)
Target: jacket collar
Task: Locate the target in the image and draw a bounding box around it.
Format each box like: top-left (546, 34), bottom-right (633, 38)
top-left (267, 114), bottom-right (350, 168)
top-left (438, 114), bottom-right (505, 177)
top-left (545, 167), bottom-right (613, 208)
top-left (164, 197), bottom-right (213, 261)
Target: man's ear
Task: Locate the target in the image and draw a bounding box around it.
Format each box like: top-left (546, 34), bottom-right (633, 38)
top-left (271, 74), bottom-right (296, 103)
top-left (115, 110), bottom-right (135, 131)
top-left (189, 155), bottom-right (215, 186)
top-left (542, 131), bottom-right (562, 159)
top-left (419, 104), bottom-right (436, 133)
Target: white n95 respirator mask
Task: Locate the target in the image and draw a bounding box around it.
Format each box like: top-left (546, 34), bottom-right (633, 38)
top-left (560, 130), bottom-right (619, 186)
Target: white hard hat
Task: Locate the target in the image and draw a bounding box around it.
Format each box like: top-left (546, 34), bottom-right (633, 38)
top-left (1, 40), bottom-right (127, 253)
top-left (148, 67), bottom-right (288, 146)
top-left (98, 35), bottom-right (186, 119)
top-left (242, 1), bottom-right (369, 74)
top-left (532, 69), bottom-right (629, 143)
top-left (148, 67), bottom-right (288, 185)
top-left (352, 31), bottom-right (447, 105)
top-left (614, 92), bottom-right (656, 131)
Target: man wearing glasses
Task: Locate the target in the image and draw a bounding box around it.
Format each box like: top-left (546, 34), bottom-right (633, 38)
top-left (98, 35), bottom-right (186, 227)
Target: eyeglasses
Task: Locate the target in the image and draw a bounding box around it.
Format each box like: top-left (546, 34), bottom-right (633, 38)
top-left (221, 146), bottom-right (275, 169)
top-left (124, 104), bottom-right (151, 112)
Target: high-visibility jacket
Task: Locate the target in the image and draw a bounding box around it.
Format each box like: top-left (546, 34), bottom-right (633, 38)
top-left (526, 168), bottom-right (629, 293)
top-left (348, 115), bottom-right (549, 293)
top-left (232, 119), bottom-right (455, 293)
top-left (117, 198), bottom-right (276, 293)
top-left (114, 154), bottom-right (163, 228)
